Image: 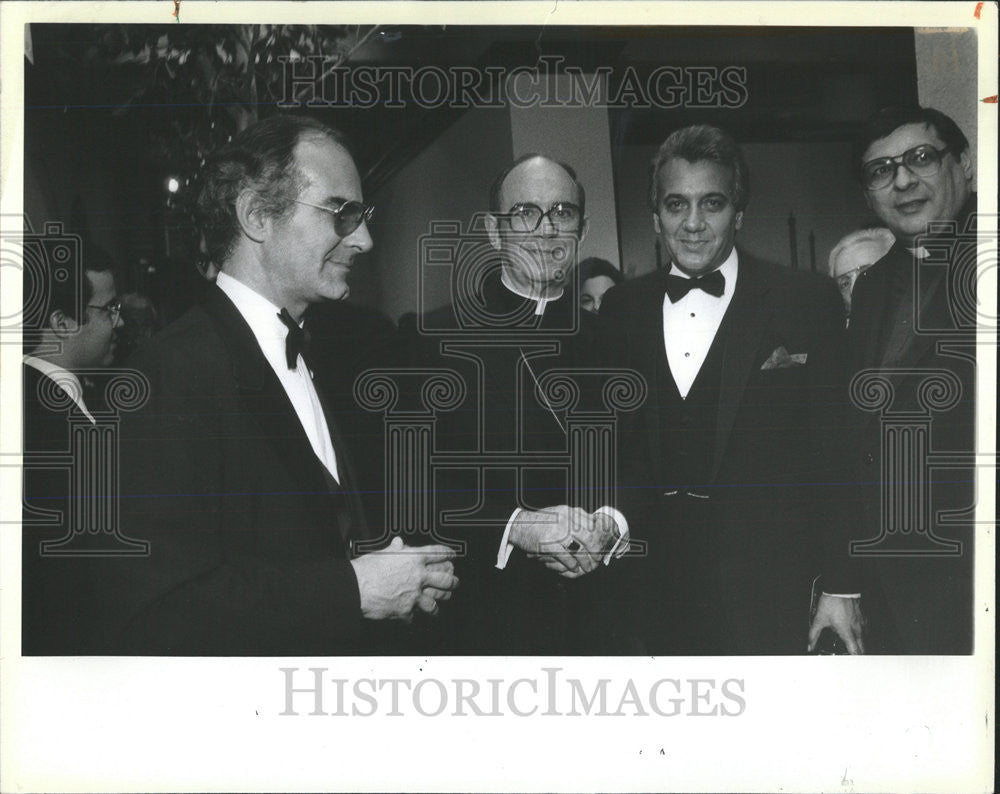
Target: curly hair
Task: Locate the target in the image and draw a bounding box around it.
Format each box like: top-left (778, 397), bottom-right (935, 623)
top-left (196, 115), bottom-right (353, 266)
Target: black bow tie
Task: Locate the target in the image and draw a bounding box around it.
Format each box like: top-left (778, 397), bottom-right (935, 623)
top-left (277, 308), bottom-right (311, 370)
top-left (664, 269), bottom-right (725, 302)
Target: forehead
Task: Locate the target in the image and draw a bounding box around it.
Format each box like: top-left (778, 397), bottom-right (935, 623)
top-left (499, 158), bottom-right (579, 207)
top-left (862, 122), bottom-right (945, 162)
top-left (832, 243), bottom-right (883, 276)
top-left (583, 275), bottom-right (616, 292)
top-left (85, 269), bottom-right (116, 301)
top-left (657, 158), bottom-right (734, 197)
top-left (294, 135), bottom-right (362, 199)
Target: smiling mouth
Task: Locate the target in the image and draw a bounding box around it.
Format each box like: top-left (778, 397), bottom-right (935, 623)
top-left (895, 199), bottom-right (928, 213)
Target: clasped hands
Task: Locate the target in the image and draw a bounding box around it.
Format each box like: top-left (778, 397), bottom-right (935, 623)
top-left (351, 537), bottom-right (459, 622)
top-left (510, 505), bottom-right (625, 579)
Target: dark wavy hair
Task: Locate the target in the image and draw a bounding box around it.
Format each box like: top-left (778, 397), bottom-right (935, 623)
top-left (197, 115), bottom-right (353, 266)
top-left (489, 153), bottom-right (586, 217)
top-left (648, 124), bottom-right (750, 212)
top-left (852, 105), bottom-right (970, 183)
top-left (579, 256), bottom-right (624, 286)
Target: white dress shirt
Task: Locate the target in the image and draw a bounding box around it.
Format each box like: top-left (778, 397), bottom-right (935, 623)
top-left (216, 272), bottom-right (339, 482)
top-left (662, 249), bottom-right (739, 398)
top-left (23, 355), bottom-right (95, 424)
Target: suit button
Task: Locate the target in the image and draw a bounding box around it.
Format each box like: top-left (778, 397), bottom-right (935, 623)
top-left (864, 452), bottom-right (875, 464)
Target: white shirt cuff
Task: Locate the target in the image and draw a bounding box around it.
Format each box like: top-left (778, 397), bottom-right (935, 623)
top-left (823, 592), bottom-right (862, 598)
top-left (495, 508), bottom-right (523, 570)
top-left (594, 505), bottom-right (629, 564)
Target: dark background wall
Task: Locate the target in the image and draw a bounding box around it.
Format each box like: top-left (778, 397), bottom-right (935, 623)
top-left (23, 25), bottom-right (976, 324)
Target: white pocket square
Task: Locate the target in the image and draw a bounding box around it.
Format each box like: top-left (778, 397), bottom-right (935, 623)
top-left (760, 346), bottom-right (808, 370)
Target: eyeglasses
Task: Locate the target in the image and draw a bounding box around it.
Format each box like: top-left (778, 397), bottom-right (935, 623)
top-left (501, 202), bottom-right (583, 234)
top-left (861, 144), bottom-right (951, 191)
top-left (87, 298), bottom-right (122, 322)
top-left (290, 197), bottom-right (375, 237)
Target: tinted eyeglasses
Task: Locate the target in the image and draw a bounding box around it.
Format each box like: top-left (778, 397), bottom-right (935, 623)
top-left (87, 298), bottom-right (122, 323)
top-left (290, 197), bottom-right (375, 237)
top-left (501, 202), bottom-right (583, 234)
top-left (861, 144), bottom-right (951, 191)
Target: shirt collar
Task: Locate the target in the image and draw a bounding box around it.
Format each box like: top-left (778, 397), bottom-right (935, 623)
top-left (668, 247), bottom-right (739, 289)
top-left (216, 271), bottom-right (296, 336)
top-left (22, 355), bottom-right (95, 423)
top-left (499, 269), bottom-right (565, 316)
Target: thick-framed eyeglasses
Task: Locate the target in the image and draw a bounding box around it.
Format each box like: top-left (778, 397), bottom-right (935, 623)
top-left (87, 298), bottom-right (122, 323)
top-left (861, 144), bottom-right (951, 191)
top-left (290, 197), bottom-right (375, 237)
top-left (501, 202), bottom-right (583, 234)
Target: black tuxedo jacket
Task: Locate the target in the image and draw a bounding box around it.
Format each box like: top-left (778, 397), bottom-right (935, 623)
top-left (404, 270), bottom-right (604, 653)
top-left (72, 286), bottom-right (396, 655)
top-left (837, 196), bottom-right (977, 653)
top-left (598, 253), bottom-right (847, 654)
top-left (22, 363), bottom-right (104, 654)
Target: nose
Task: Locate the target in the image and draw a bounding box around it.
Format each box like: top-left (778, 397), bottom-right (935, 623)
top-left (347, 220), bottom-right (374, 253)
top-left (892, 160), bottom-right (919, 190)
top-left (539, 214), bottom-right (559, 237)
top-left (682, 205), bottom-right (705, 231)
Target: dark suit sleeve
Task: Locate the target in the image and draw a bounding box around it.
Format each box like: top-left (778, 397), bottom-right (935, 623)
top-left (98, 339), bottom-right (364, 655)
top-left (805, 278), bottom-right (859, 593)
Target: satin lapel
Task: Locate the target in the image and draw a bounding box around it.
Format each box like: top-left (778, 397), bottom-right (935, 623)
top-left (201, 287), bottom-right (331, 498)
top-left (710, 258), bottom-right (773, 483)
top-left (636, 279), bottom-right (669, 481)
top-left (312, 383), bottom-right (370, 542)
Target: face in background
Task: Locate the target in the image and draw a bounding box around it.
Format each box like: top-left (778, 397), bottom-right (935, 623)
top-left (262, 135), bottom-right (373, 314)
top-left (73, 269), bottom-right (122, 368)
top-left (486, 157), bottom-right (586, 297)
top-left (862, 122), bottom-right (973, 246)
top-left (580, 275), bottom-right (617, 313)
top-left (831, 242), bottom-right (885, 314)
top-left (653, 158), bottom-right (743, 277)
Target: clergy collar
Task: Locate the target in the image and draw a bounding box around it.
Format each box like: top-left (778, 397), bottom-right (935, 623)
top-left (499, 269), bottom-right (566, 316)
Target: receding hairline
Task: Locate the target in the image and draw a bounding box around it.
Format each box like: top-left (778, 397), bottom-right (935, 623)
top-left (495, 155), bottom-right (582, 206)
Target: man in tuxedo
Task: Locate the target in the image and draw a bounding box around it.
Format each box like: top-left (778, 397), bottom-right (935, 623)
top-left (22, 248), bottom-right (123, 653)
top-left (407, 154), bottom-right (626, 653)
top-left (74, 115), bottom-right (457, 655)
top-left (810, 106), bottom-right (977, 654)
top-left (598, 125), bottom-right (845, 654)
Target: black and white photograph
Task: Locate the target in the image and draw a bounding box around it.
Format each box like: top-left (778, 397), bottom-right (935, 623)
top-left (1, 2), bottom-right (995, 791)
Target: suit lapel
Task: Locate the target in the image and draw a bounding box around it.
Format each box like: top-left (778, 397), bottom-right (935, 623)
top-left (637, 276), bottom-right (670, 481)
top-left (201, 287), bottom-right (332, 499)
top-left (710, 256), bottom-right (774, 482)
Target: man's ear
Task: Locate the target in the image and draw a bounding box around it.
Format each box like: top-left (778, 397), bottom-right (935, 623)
top-left (485, 213), bottom-right (502, 251)
top-left (958, 148), bottom-right (973, 182)
top-left (735, 211), bottom-right (744, 231)
top-left (235, 188), bottom-right (269, 243)
top-left (863, 189), bottom-right (874, 213)
top-left (47, 309), bottom-right (78, 338)
top-left (577, 216), bottom-right (589, 245)
top-left (652, 212), bottom-right (661, 235)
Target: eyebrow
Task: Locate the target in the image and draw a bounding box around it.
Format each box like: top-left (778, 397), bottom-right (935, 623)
top-left (662, 192), bottom-right (729, 201)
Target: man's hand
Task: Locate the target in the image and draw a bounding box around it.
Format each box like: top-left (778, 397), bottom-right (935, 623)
top-left (808, 594), bottom-right (866, 654)
top-left (351, 537), bottom-right (458, 621)
top-left (512, 506), bottom-right (618, 579)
